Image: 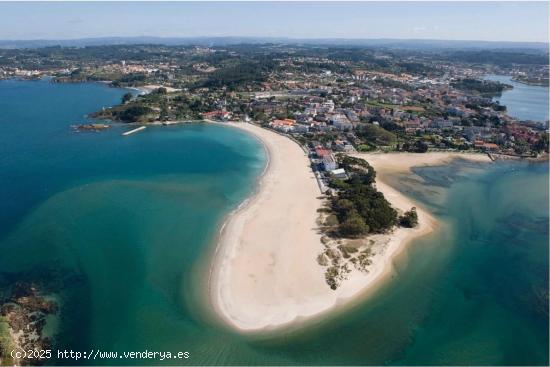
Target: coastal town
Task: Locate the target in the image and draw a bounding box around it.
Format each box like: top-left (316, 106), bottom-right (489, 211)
top-left (2, 44), bottom-right (547, 199)
top-left (1, 44), bottom-right (548, 165)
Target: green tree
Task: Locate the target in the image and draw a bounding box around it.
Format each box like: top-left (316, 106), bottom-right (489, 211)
top-left (333, 198), bottom-right (355, 215)
top-left (405, 140), bottom-right (429, 153)
top-left (118, 106), bottom-right (153, 122)
top-left (339, 212), bottom-right (370, 237)
top-left (121, 92), bottom-right (133, 104)
top-left (534, 133), bottom-right (549, 153)
top-left (160, 104), bottom-right (169, 121)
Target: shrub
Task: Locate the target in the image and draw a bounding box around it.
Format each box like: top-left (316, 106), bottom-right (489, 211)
top-left (325, 214), bottom-right (339, 227)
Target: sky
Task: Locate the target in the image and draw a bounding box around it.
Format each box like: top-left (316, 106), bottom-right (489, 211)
top-left (0, 1), bottom-right (548, 43)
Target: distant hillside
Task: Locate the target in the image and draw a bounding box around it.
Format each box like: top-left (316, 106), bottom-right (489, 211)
top-left (0, 36), bottom-right (548, 52)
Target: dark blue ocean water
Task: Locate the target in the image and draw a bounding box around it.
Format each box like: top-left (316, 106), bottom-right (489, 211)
top-left (0, 79), bottom-right (548, 365)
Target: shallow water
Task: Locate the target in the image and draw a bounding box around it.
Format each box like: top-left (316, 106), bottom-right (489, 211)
top-left (254, 160), bottom-right (548, 366)
top-left (0, 80), bottom-right (548, 365)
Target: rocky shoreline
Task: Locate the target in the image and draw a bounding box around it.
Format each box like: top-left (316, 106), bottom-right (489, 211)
top-left (0, 282), bottom-right (59, 366)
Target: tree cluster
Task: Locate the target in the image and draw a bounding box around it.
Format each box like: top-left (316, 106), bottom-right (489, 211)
top-left (329, 156), bottom-right (397, 237)
top-left (451, 78), bottom-right (511, 97)
top-left (402, 140), bottom-right (429, 153)
top-left (399, 207), bottom-right (419, 228)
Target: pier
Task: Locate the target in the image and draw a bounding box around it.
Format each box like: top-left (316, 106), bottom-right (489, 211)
top-left (122, 126), bottom-right (146, 136)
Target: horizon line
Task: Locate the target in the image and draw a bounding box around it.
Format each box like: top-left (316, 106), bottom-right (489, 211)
top-left (1, 35), bottom-right (548, 45)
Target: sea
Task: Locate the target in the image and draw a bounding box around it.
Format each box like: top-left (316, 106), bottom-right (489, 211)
top-left (484, 74), bottom-right (549, 123)
top-left (0, 79), bottom-right (548, 365)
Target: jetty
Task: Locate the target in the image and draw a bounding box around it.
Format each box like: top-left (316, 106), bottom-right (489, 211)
top-left (122, 126), bottom-right (146, 136)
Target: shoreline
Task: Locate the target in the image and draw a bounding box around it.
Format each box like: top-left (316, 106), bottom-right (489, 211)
top-left (208, 122), bottom-right (327, 331)
top-left (205, 122), bottom-right (273, 330)
top-left (208, 122), bottom-right (492, 332)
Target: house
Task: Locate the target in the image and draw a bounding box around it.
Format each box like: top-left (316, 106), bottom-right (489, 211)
top-left (405, 120), bottom-right (422, 131)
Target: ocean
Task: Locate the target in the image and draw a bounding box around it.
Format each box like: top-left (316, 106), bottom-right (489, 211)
top-left (0, 79), bottom-right (548, 365)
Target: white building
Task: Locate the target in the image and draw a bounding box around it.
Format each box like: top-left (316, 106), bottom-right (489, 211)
top-left (322, 155), bottom-right (338, 171)
top-left (330, 168), bottom-right (348, 179)
top-left (322, 100), bottom-right (335, 113)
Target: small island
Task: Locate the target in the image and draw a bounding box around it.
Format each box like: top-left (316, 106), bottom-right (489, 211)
top-left (71, 123), bottom-right (111, 132)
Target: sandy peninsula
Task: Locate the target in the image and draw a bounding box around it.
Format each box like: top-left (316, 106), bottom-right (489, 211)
top-left (210, 123), bottom-right (490, 331)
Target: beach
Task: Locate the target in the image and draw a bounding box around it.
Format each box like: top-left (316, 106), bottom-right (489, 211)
top-left (128, 84), bottom-right (182, 95)
top-left (210, 122), bottom-right (328, 330)
top-left (353, 151), bottom-right (491, 177)
top-left (210, 124), bottom-right (491, 331)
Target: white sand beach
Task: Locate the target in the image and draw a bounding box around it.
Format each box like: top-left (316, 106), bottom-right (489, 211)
top-left (352, 151), bottom-right (491, 177)
top-left (210, 124), bottom-right (490, 331)
top-left (137, 84), bottom-right (181, 94)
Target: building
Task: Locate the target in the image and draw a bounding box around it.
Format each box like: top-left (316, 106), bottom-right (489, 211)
top-left (333, 140), bottom-right (355, 152)
top-left (313, 146), bottom-right (338, 171)
top-left (322, 154), bottom-right (338, 171)
top-left (293, 124), bottom-right (309, 133)
top-left (269, 118), bottom-right (296, 132)
top-left (330, 168), bottom-right (348, 179)
top-left (434, 119), bottom-right (453, 129)
top-left (315, 147), bottom-right (331, 159)
top-left (202, 110), bottom-right (231, 120)
top-left (474, 140), bottom-right (499, 151)
top-left (330, 114), bottom-right (354, 131)
top-left (464, 126), bottom-right (493, 142)
top-left (322, 100), bottom-right (335, 113)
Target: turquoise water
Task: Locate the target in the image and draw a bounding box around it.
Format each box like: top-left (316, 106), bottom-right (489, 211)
top-left (256, 161), bottom-right (548, 366)
top-left (485, 74), bottom-right (549, 122)
top-left (0, 79), bottom-right (548, 366)
top-left (0, 79), bottom-right (272, 365)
